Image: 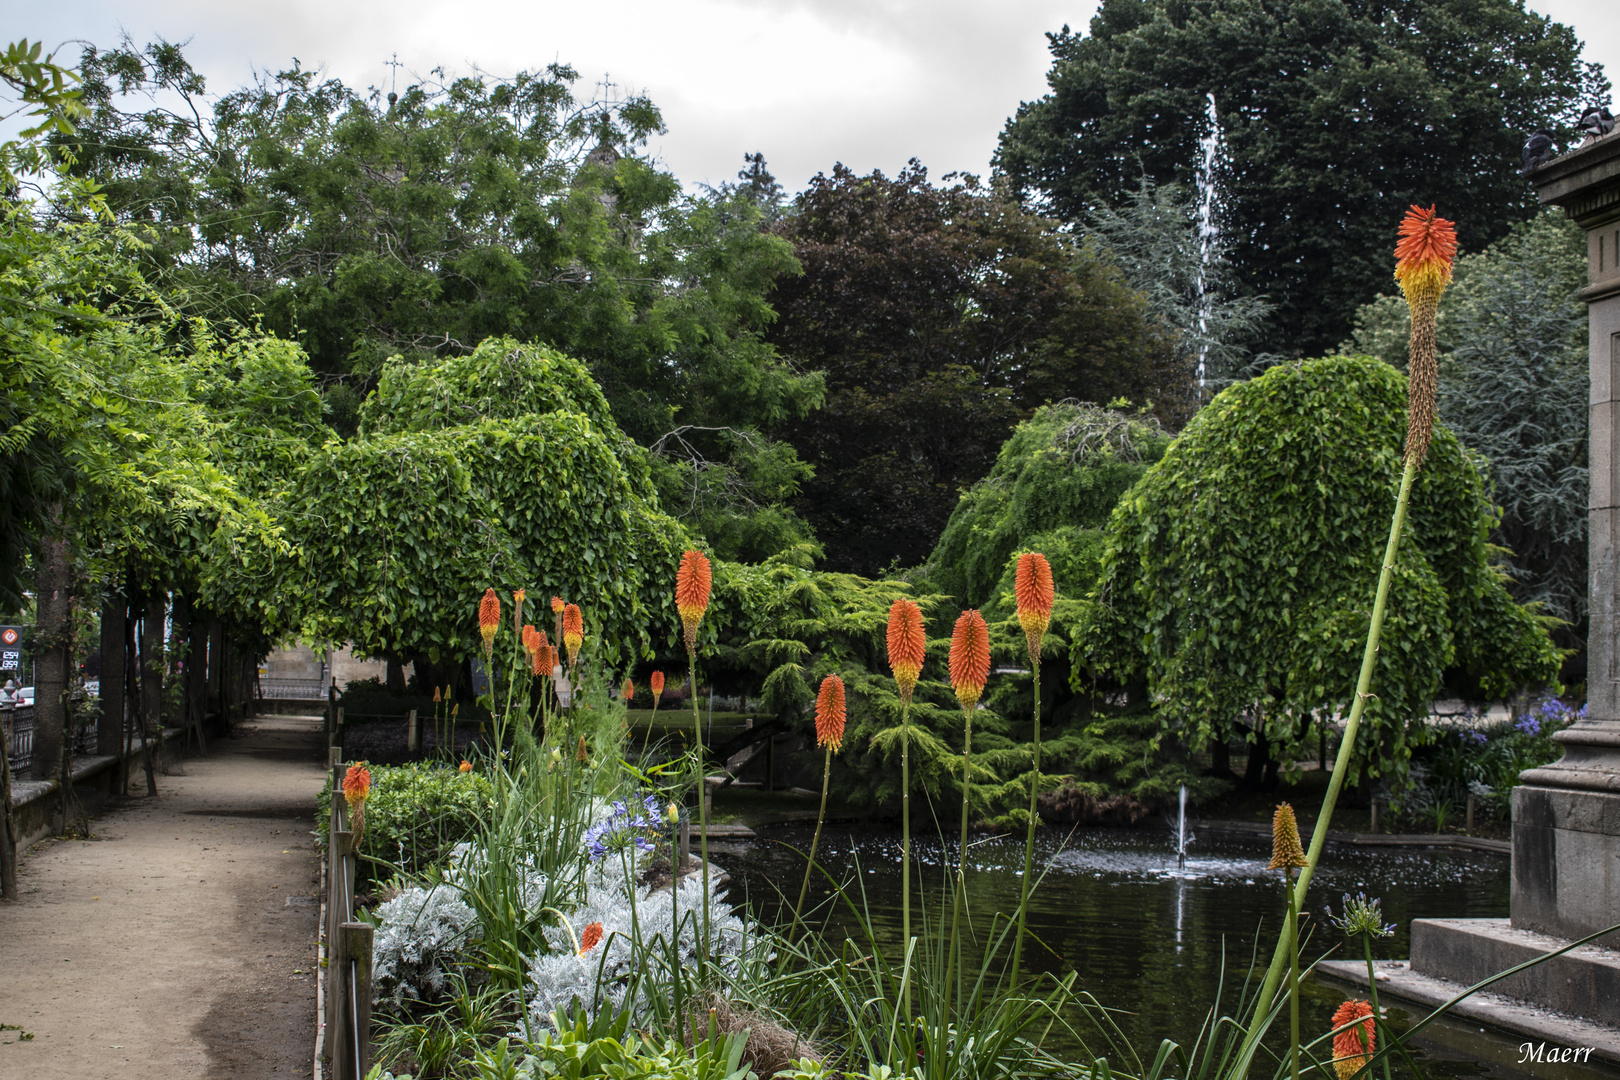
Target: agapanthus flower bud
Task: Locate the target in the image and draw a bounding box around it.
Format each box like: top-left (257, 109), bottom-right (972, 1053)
top-left (815, 674), bottom-right (847, 752)
top-left (948, 610), bottom-right (990, 709)
top-left (887, 599), bottom-right (925, 705)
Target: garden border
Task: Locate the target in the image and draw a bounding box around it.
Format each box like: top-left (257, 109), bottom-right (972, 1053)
top-left (1195, 818), bottom-right (1509, 854)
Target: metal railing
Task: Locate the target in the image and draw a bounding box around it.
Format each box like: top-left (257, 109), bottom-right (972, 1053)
top-left (261, 678), bottom-right (328, 700)
top-left (4, 705), bottom-right (32, 774)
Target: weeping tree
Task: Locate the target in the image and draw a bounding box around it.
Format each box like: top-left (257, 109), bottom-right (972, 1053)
top-left (1079, 356), bottom-right (1561, 790)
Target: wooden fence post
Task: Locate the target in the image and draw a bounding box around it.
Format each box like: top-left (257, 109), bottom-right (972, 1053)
top-left (339, 922), bottom-right (374, 1080)
top-left (1, 705), bottom-right (17, 900)
top-left (407, 709), bottom-right (418, 754)
top-left (1466, 792), bottom-right (1476, 834)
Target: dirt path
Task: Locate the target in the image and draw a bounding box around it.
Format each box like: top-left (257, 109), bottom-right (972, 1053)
top-left (0, 715), bottom-right (326, 1078)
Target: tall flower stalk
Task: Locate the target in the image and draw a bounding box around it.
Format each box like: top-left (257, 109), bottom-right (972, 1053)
top-left (886, 597), bottom-right (926, 1021)
top-left (675, 548), bottom-right (713, 963)
top-left (1270, 803), bottom-right (1309, 1080)
top-left (945, 608), bottom-right (989, 1011)
top-left (793, 674), bottom-right (846, 937)
top-left (1011, 552), bottom-right (1053, 984)
top-left (1236, 205), bottom-right (1457, 1069)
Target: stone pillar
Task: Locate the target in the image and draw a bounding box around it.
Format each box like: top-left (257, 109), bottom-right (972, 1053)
top-left (1526, 130), bottom-right (1620, 942)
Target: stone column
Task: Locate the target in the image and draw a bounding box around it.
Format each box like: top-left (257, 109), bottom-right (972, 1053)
top-left (1526, 131), bottom-right (1620, 941)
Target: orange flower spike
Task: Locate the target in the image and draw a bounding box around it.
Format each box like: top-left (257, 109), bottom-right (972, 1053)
top-left (675, 549), bottom-right (712, 652)
top-left (1393, 205), bottom-right (1458, 468)
top-left (512, 589), bottom-right (526, 637)
top-left (1331, 1000), bottom-right (1376, 1080)
top-left (433, 686), bottom-right (442, 704)
top-left (815, 675), bottom-right (847, 752)
top-left (562, 603), bottom-right (584, 667)
top-left (1015, 552), bottom-right (1055, 663)
top-left (478, 588), bottom-right (501, 655)
top-left (949, 610), bottom-right (991, 709)
top-left (622, 677), bottom-right (635, 702)
top-left (650, 670), bottom-right (665, 698)
top-left (551, 596), bottom-right (564, 615)
top-left (342, 763), bottom-right (371, 808)
top-left (887, 599), bottom-right (926, 705)
top-left (459, 760), bottom-right (473, 773)
top-left (578, 921), bottom-right (605, 956)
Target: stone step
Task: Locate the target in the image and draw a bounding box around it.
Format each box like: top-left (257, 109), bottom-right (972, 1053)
top-left (1405, 917), bottom-right (1620, 1025)
top-left (1315, 957), bottom-right (1620, 1068)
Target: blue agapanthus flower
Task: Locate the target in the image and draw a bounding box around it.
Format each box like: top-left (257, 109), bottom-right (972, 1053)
top-left (585, 793), bottom-right (664, 861)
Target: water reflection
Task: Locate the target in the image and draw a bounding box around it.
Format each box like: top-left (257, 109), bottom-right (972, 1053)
top-left (716, 823), bottom-right (1609, 1080)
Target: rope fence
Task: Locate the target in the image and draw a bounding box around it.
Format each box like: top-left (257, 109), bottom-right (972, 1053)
top-left (322, 745), bottom-right (373, 1080)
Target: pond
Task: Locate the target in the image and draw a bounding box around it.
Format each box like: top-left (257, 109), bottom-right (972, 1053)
top-left (715, 822), bottom-right (1612, 1080)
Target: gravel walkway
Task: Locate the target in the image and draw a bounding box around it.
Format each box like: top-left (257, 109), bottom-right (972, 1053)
top-left (0, 714), bottom-right (326, 1078)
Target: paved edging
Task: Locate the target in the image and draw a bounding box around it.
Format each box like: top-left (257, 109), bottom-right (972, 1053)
top-left (1196, 817), bottom-right (1510, 854)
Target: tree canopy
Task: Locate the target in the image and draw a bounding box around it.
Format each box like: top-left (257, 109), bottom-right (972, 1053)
top-left (995, 0), bottom-right (1609, 356)
top-left (1079, 356), bottom-right (1560, 785)
top-left (768, 161), bottom-right (1178, 575)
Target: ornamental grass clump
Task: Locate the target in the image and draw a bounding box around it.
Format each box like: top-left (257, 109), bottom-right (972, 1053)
top-left (1011, 552), bottom-right (1053, 983)
top-left (793, 674), bottom-right (846, 937)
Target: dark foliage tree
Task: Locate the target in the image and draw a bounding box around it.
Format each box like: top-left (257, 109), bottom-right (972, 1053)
top-left (769, 161), bottom-right (1177, 575)
top-left (995, 0), bottom-right (1609, 356)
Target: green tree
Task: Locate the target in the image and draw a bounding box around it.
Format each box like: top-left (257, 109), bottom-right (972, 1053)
top-left (54, 40), bottom-right (821, 559)
top-left (0, 38), bottom-right (84, 187)
top-left (995, 0), bottom-right (1608, 356)
top-left (1343, 211), bottom-right (1588, 655)
top-left (1080, 357), bottom-right (1560, 788)
top-left (769, 161), bottom-right (1177, 575)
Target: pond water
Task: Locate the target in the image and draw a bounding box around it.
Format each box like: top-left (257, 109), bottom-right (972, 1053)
top-left (715, 823), bottom-right (1612, 1080)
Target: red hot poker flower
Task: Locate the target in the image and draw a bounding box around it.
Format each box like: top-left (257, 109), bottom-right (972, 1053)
top-left (1392, 204), bottom-right (1459, 468)
top-left (675, 549), bottom-right (712, 652)
top-left (562, 604), bottom-right (584, 667)
top-left (887, 599), bottom-right (926, 705)
top-left (478, 588), bottom-right (501, 654)
top-left (551, 596), bottom-right (565, 614)
top-left (650, 670), bottom-right (665, 698)
top-left (1331, 1000), bottom-right (1376, 1080)
top-left (949, 610), bottom-right (991, 709)
top-left (578, 921), bottom-right (604, 955)
top-left (815, 675), bottom-right (847, 752)
top-left (459, 760), bottom-right (473, 773)
top-left (1015, 552), bottom-right (1054, 663)
top-left (622, 677), bottom-right (635, 701)
top-left (1393, 205), bottom-right (1458, 302)
top-left (342, 763), bottom-right (371, 807)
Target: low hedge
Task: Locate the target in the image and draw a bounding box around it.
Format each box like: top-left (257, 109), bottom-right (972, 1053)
top-left (317, 761), bottom-right (494, 888)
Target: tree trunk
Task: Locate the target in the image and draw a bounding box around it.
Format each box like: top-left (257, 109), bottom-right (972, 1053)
top-left (138, 594), bottom-right (164, 793)
top-left (32, 527), bottom-right (71, 782)
top-left (1244, 723), bottom-right (1272, 789)
top-left (98, 585), bottom-right (126, 756)
top-left (168, 594), bottom-right (190, 729)
top-left (1209, 738), bottom-right (1231, 776)
top-left (386, 656), bottom-right (407, 695)
top-left (208, 620), bottom-right (224, 722)
top-left (187, 614), bottom-right (209, 739)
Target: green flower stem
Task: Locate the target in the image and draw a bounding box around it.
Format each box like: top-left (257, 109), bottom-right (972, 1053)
top-left (901, 700), bottom-right (913, 1023)
top-left (1363, 934), bottom-right (1393, 1080)
top-left (792, 746), bottom-right (834, 941)
top-left (945, 702), bottom-right (975, 1016)
top-left (689, 649), bottom-right (710, 973)
top-left (1288, 870), bottom-right (1300, 1080)
top-left (1236, 457), bottom-right (1417, 1070)
top-left (1012, 656), bottom-right (1041, 986)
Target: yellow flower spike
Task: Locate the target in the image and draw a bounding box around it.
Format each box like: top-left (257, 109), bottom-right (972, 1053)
top-left (1269, 802), bottom-right (1309, 870)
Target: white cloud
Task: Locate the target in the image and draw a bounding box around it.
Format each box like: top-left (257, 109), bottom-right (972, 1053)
top-left (18, 0), bottom-right (1618, 194)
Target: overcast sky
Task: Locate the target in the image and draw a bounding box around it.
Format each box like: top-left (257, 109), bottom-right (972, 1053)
top-left (18, 0), bottom-right (1620, 194)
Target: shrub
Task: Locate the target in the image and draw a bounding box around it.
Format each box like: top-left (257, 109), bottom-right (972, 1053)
top-left (318, 762), bottom-right (494, 888)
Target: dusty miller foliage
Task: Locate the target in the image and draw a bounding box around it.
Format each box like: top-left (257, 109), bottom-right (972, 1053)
top-left (1344, 211), bottom-right (1588, 636)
